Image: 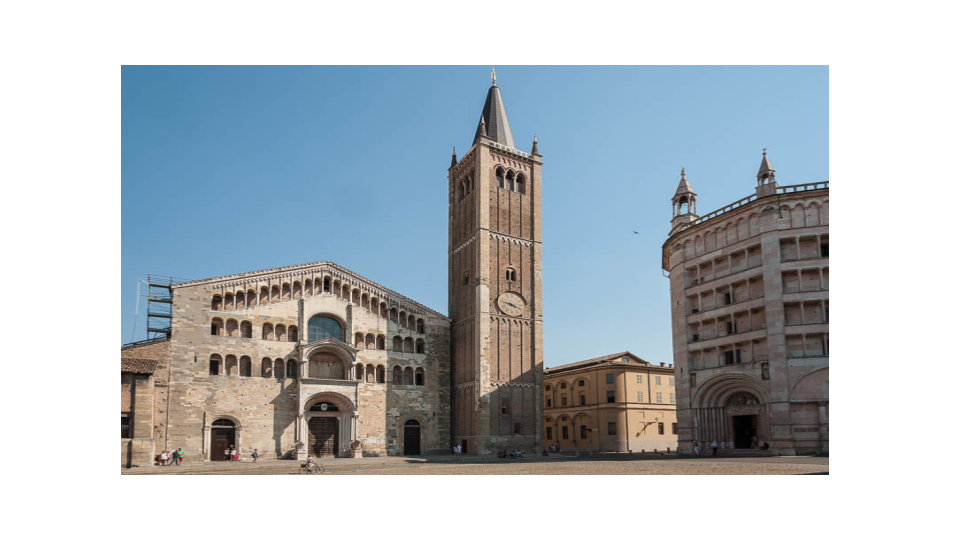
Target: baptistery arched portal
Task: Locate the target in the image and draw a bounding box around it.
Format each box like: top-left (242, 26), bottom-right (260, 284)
top-left (692, 375), bottom-right (769, 451)
top-left (726, 391), bottom-right (761, 449)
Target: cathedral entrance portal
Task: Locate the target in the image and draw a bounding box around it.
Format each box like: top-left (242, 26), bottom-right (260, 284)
top-left (211, 419), bottom-right (236, 460)
top-left (308, 417), bottom-right (339, 457)
top-left (732, 415), bottom-right (757, 449)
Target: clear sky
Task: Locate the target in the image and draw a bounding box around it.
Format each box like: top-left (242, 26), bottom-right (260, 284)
top-left (121, 66), bottom-right (827, 367)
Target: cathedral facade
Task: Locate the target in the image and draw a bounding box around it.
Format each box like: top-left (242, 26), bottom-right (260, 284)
top-left (121, 76), bottom-right (544, 465)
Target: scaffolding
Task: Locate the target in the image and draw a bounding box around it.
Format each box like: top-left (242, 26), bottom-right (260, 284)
top-left (146, 274), bottom-right (188, 339)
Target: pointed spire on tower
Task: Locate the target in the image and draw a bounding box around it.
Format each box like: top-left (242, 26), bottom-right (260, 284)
top-left (756, 148), bottom-right (777, 193)
top-left (757, 148), bottom-right (775, 178)
top-left (474, 115), bottom-right (488, 143)
top-left (450, 146), bottom-right (457, 168)
top-left (473, 73), bottom-right (516, 148)
top-left (531, 134), bottom-right (539, 156)
top-left (671, 167), bottom-right (698, 230)
top-left (674, 167), bottom-right (695, 197)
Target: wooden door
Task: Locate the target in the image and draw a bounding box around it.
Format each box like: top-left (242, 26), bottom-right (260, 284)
top-left (211, 428), bottom-right (234, 460)
top-left (308, 417), bottom-right (338, 457)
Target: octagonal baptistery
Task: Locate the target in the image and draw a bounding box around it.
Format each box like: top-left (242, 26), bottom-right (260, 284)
top-left (662, 153), bottom-right (828, 456)
top-left (165, 260), bottom-right (450, 460)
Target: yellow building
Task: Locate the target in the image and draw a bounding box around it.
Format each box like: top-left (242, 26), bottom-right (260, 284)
top-left (543, 352), bottom-right (678, 453)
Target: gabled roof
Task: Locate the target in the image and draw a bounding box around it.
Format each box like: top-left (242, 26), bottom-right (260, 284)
top-left (473, 83), bottom-right (516, 149)
top-left (545, 351), bottom-right (664, 376)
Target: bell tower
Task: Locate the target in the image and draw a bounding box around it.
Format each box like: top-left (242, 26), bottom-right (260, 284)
top-left (448, 72), bottom-right (544, 454)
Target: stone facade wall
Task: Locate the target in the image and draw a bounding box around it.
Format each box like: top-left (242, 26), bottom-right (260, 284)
top-left (162, 263), bottom-right (450, 461)
top-left (665, 183), bottom-right (828, 455)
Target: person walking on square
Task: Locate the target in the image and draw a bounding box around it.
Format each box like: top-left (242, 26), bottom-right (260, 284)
top-left (175, 448), bottom-right (183, 466)
top-left (693, 442), bottom-right (700, 455)
top-left (252, 449), bottom-right (260, 462)
top-left (230, 447), bottom-right (237, 461)
top-left (710, 440), bottom-right (718, 456)
top-left (224, 447), bottom-right (230, 461)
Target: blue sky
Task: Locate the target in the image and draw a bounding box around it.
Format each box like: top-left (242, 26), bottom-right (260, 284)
top-left (122, 66), bottom-right (827, 367)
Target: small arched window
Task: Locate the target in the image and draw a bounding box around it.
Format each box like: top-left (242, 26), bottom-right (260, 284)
top-left (516, 174), bottom-right (525, 194)
top-left (560, 383), bottom-right (567, 389)
top-left (506, 171), bottom-right (515, 191)
top-left (211, 318), bottom-right (224, 336)
top-left (505, 268), bottom-right (517, 282)
top-left (212, 295), bottom-right (222, 311)
top-left (393, 365), bottom-right (403, 383)
top-left (415, 339), bottom-right (425, 354)
top-left (545, 385), bottom-right (551, 391)
top-left (496, 168), bottom-right (504, 188)
top-left (376, 365), bottom-right (385, 383)
top-left (459, 181), bottom-right (467, 201)
top-left (286, 359), bottom-right (298, 379)
top-left (377, 335), bottom-right (386, 350)
top-left (415, 367), bottom-right (425, 386)
top-left (240, 321), bottom-right (252, 338)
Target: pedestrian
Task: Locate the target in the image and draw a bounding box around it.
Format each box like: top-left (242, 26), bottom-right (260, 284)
top-left (224, 447), bottom-right (231, 461)
top-left (710, 440), bottom-right (718, 456)
top-left (693, 442), bottom-right (700, 455)
top-left (252, 449), bottom-right (260, 462)
top-left (230, 447), bottom-right (238, 461)
top-left (175, 448), bottom-right (183, 466)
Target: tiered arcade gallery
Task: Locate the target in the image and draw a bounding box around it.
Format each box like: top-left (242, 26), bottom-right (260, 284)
top-left (663, 153), bottom-right (829, 455)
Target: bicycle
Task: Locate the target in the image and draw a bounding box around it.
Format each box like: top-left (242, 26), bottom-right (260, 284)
top-left (299, 462), bottom-right (325, 474)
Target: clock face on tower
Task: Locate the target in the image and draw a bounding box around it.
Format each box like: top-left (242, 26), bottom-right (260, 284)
top-left (497, 292), bottom-right (526, 317)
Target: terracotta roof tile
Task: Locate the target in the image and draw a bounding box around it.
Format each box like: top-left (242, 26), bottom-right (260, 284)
top-left (121, 358), bottom-right (159, 375)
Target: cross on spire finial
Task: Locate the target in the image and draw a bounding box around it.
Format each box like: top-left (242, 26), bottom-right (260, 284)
top-left (491, 68), bottom-right (496, 86)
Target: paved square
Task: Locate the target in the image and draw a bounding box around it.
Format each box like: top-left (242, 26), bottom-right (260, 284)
top-left (122, 454), bottom-right (828, 475)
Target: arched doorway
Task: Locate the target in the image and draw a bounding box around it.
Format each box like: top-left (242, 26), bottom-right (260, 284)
top-left (727, 392), bottom-right (760, 449)
top-left (403, 419), bottom-right (421, 455)
top-left (691, 374), bottom-right (770, 451)
top-left (211, 419), bottom-right (236, 460)
top-left (308, 402), bottom-right (340, 458)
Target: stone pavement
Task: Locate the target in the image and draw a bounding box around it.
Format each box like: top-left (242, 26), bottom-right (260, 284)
top-left (122, 453), bottom-right (828, 475)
